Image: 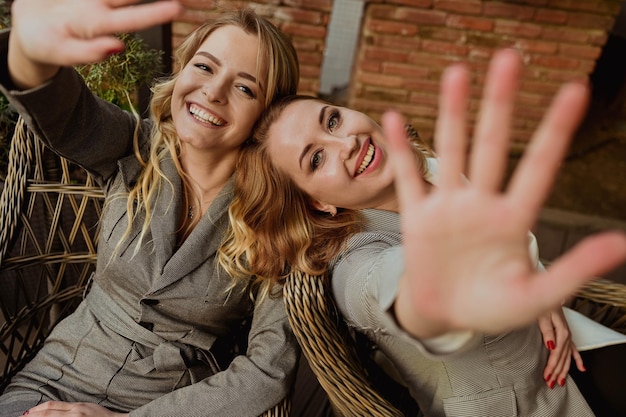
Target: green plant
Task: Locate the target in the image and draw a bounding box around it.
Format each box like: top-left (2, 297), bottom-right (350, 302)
top-left (75, 32), bottom-right (163, 110)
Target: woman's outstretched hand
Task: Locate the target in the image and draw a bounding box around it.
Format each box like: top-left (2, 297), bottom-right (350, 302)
top-left (384, 48), bottom-right (626, 339)
top-left (8, 0), bottom-right (181, 88)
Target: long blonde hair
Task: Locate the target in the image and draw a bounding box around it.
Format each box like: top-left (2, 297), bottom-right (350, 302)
top-left (219, 95), bottom-right (433, 285)
top-left (117, 8), bottom-right (300, 255)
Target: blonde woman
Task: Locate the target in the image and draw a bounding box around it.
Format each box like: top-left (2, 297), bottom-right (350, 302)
top-left (222, 49), bottom-right (626, 416)
top-left (0, 1), bottom-right (301, 416)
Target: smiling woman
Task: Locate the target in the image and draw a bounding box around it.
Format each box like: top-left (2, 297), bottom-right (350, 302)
top-left (0, 1), bottom-right (302, 416)
top-left (220, 49), bottom-right (626, 417)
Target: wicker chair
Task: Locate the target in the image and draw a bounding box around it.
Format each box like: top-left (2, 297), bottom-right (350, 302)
top-left (283, 265), bottom-right (626, 416)
top-left (0, 117), bottom-right (289, 416)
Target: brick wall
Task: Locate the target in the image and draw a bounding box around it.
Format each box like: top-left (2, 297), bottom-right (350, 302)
top-left (350, 0), bottom-right (623, 147)
top-left (174, 1), bottom-right (622, 146)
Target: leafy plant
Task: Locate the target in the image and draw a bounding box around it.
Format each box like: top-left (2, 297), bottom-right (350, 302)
top-left (75, 32), bottom-right (163, 110)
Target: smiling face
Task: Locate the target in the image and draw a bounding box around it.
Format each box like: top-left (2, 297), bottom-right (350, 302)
top-left (265, 99), bottom-right (399, 212)
top-left (171, 25), bottom-right (267, 155)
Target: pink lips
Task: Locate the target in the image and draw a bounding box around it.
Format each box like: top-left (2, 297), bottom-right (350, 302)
top-left (354, 137), bottom-right (380, 177)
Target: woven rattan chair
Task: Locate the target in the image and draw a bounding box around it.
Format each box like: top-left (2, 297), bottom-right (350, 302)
top-left (283, 267), bottom-right (626, 416)
top-left (0, 117), bottom-right (289, 416)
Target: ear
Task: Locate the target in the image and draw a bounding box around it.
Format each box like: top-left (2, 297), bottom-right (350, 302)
top-left (312, 200), bottom-right (337, 216)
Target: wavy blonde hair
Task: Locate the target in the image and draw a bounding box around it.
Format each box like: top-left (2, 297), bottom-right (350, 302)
top-left (116, 8), bottom-right (299, 256)
top-left (219, 95), bottom-right (433, 285)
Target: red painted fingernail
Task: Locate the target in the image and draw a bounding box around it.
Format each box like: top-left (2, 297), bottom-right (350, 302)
top-left (559, 378), bottom-right (566, 386)
top-left (549, 380), bottom-right (555, 389)
top-left (22, 411), bottom-right (30, 416)
top-left (581, 364), bottom-right (587, 372)
top-left (107, 47), bottom-right (125, 56)
top-left (544, 374), bottom-right (551, 382)
top-left (547, 340), bottom-right (555, 350)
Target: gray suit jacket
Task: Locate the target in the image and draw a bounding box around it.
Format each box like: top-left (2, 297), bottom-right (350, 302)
top-left (0, 30), bottom-right (298, 417)
top-left (331, 208), bottom-right (594, 417)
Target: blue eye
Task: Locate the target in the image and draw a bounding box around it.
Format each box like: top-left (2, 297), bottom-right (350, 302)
top-left (310, 150), bottom-right (323, 171)
top-left (327, 110), bottom-right (340, 131)
top-left (237, 85), bottom-right (256, 98)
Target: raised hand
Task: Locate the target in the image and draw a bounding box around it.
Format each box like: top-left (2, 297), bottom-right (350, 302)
top-left (8, 0), bottom-right (181, 88)
top-left (384, 48), bottom-right (626, 339)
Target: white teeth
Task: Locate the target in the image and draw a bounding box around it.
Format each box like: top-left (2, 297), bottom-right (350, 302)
top-left (189, 105), bottom-right (225, 126)
top-left (357, 144), bottom-right (375, 175)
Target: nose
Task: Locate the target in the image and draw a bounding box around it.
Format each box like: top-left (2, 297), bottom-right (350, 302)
top-left (337, 134), bottom-right (359, 162)
top-left (202, 80), bottom-right (228, 104)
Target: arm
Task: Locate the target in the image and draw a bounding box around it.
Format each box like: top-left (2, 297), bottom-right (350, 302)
top-left (384, 49), bottom-right (626, 339)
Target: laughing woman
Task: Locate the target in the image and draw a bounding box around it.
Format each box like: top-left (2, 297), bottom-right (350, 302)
top-left (0, 1), bottom-right (301, 416)
top-left (220, 49), bottom-right (626, 416)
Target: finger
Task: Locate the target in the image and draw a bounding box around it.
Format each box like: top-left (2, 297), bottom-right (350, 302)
top-left (92, 1), bottom-right (181, 37)
top-left (383, 110), bottom-right (427, 209)
top-left (469, 49), bottom-right (521, 191)
top-left (57, 38), bottom-right (126, 65)
top-left (537, 314), bottom-right (556, 352)
top-left (531, 232), bottom-right (626, 312)
top-left (507, 81), bottom-right (589, 227)
top-left (433, 63), bottom-right (470, 189)
top-left (571, 345), bottom-right (586, 373)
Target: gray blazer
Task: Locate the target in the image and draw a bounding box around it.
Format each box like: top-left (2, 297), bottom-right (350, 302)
top-left (331, 208), bottom-right (594, 417)
top-left (0, 30), bottom-right (298, 417)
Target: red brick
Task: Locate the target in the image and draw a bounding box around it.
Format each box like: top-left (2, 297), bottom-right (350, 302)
top-left (547, 0), bottom-right (621, 14)
top-left (541, 27), bottom-right (590, 43)
top-left (358, 71), bottom-right (406, 88)
top-left (434, 0), bottom-right (482, 15)
top-left (282, 0), bottom-right (332, 12)
top-left (382, 62), bottom-right (432, 78)
top-left (534, 8), bottom-right (568, 24)
top-left (385, 0), bottom-right (433, 7)
top-left (446, 15), bottom-right (494, 32)
top-left (494, 20), bottom-right (542, 38)
top-left (299, 64), bottom-right (321, 78)
top-left (484, 2), bottom-right (536, 21)
top-left (559, 44), bottom-right (602, 61)
top-left (567, 12), bottom-right (616, 30)
top-left (512, 39), bottom-right (559, 54)
top-left (274, 7), bottom-right (325, 24)
top-left (588, 30), bottom-right (609, 46)
top-left (368, 4), bottom-right (397, 20)
top-left (281, 22), bottom-right (326, 39)
top-left (367, 18), bottom-right (419, 36)
top-left (375, 34), bottom-right (422, 50)
top-left (532, 55), bottom-right (581, 70)
top-left (425, 27), bottom-right (467, 43)
top-left (363, 45), bottom-right (411, 62)
top-left (297, 50), bottom-right (324, 66)
top-left (408, 91), bottom-right (439, 107)
top-left (396, 8), bottom-right (447, 25)
top-left (421, 39), bottom-right (469, 56)
top-left (403, 77), bottom-right (442, 94)
top-left (361, 86), bottom-right (410, 103)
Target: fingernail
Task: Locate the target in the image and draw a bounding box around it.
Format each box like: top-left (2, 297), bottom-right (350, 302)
top-left (559, 378), bottom-right (566, 386)
top-left (549, 380), bottom-right (555, 389)
top-left (581, 364), bottom-right (587, 372)
top-left (544, 374), bottom-right (551, 382)
top-left (546, 340), bottom-right (555, 350)
top-left (107, 47), bottom-right (125, 56)
top-left (22, 411), bottom-right (30, 416)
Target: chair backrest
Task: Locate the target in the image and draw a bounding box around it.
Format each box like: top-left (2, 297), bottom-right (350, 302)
top-left (0, 117), bottom-right (104, 391)
top-left (283, 268), bottom-right (626, 416)
top-left (0, 117), bottom-right (289, 416)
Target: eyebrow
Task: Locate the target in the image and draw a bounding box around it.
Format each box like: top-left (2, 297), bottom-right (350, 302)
top-left (298, 105), bottom-right (329, 170)
top-left (195, 51), bottom-right (263, 89)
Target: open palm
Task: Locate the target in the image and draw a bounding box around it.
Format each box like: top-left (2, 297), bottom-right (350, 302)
top-left (385, 49), bottom-right (626, 339)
